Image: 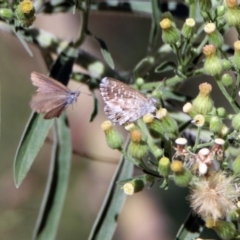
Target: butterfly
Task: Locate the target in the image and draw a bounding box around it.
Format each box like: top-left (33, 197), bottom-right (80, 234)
top-left (30, 71), bottom-right (80, 119)
top-left (99, 77), bottom-right (157, 125)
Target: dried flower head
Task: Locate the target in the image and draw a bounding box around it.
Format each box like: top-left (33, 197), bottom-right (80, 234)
top-left (190, 172), bottom-right (239, 220)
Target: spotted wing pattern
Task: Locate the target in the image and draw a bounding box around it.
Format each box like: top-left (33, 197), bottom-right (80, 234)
top-left (100, 77), bottom-right (157, 125)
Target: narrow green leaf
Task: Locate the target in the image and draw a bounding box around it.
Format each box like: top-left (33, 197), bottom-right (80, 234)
top-left (87, 31), bottom-right (115, 69)
top-left (14, 43), bottom-right (78, 188)
top-left (88, 141), bottom-right (133, 240)
top-left (148, 0), bottom-right (162, 51)
top-left (100, 47), bottom-right (115, 70)
top-left (33, 116), bottom-right (72, 240)
top-left (14, 113), bottom-right (53, 187)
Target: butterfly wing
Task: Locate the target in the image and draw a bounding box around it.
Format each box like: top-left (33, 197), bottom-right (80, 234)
top-left (31, 71), bottom-right (70, 94)
top-left (100, 77), bottom-right (155, 125)
top-left (30, 93), bottom-right (67, 119)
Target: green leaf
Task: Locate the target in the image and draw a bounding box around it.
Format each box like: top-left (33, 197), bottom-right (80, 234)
top-left (88, 144), bottom-right (133, 240)
top-left (148, 0), bottom-right (162, 50)
top-left (14, 113), bottom-right (53, 187)
top-left (87, 31), bottom-right (115, 69)
top-left (33, 116), bottom-right (72, 240)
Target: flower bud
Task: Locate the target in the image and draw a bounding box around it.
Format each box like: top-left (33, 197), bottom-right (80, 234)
top-left (171, 161), bottom-right (192, 187)
top-left (182, 102), bottom-right (198, 118)
top-left (130, 129), bottom-right (142, 143)
top-left (221, 73), bottom-right (233, 87)
top-left (204, 23), bottom-right (223, 48)
top-left (101, 121), bottom-right (123, 149)
top-left (136, 77), bottom-right (144, 88)
top-left (222, 59), bottom-right (232, 70)
top-left (125, 123), bottom-right (136, 132)
top-left (207, 219), bottom-right (237, 240)
top-left (171, 160), bottom-right (184, 173)
top-left (217, 107), bottom-right (227, 118)
top-left (158, 157), bottom-right (171, 177)
top-left (203, 45), bottom-right (223, 76)
top-left (209, 116), bottom-right (223, 134)
top-left (225, 0), bottom-right (240, 27)
top-left (233, 155), bottom-right (240, 174)
top-left (216, 5), bottom-right (225, 18)
top-left (122, 179), bottom-right (145, 195)
top-left (192, 82), bottom-right (214, 114)
top-left (142, 114), bottom-right (155, 124)
top-left (0, 8), bottom-right (13, 20)
top-left (233, 41), bottom-right (240, 70)
top-left (182, 18), bottom-right (195, 39)
top-left (155, 108), bottom-right (178, 138)
top-left (192, 114), bottom-right (205, 127)
top-left (232, 113), bottom-right (240, 131)
top-left (15, 0), bottom-right (35, 27)
top-left (160, 18), bottom-right (180, 45)
top-left (128, 141), bottom-right (148, 160)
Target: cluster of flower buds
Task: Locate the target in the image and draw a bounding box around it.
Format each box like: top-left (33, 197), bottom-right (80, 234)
top-left (15, 0), bottom-right (35, 27)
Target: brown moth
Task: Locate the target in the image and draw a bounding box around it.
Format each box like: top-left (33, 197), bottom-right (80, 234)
top-left (30, 71), bottom-right (80, 119)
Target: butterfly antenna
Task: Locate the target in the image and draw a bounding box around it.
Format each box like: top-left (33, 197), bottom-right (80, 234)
top-left (75, 79), bottom-right (92, 96)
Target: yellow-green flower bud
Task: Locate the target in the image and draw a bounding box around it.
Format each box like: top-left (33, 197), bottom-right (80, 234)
top-left (155, 108), bottom-right (178, 138)
top-left (232, 113), bottom-right (240, 131)
top-left (220, 124), bottom-right (229, 138)
top-left (0, 8), bottom-right (13, 20)
top-left (203, 45), bottom-right (223, 76)
top-left (221, 73), bottom-right (233, 87)
top-left (209, 116), bottom-right (223, 134)
top-left (217, 107), bottom-right (227, 118)
top-left (15, 0), bottom-right (35, 27)
top-left (182, 18), bottom-right (195, 39)
top-left (158, 157), bottom-right (170, 177)
top-left (171, 160), bottom-right (192, 187)
top-left (143, 114), bottom-right (164, 138)
top-left (216, 5), bottom-right (225, 18)
top-left (192, 82), bottom-right (214, 114)
top-left (182, 102), bottom-right (198, 118)
top-left (206, 219), bottom-right (237, 240)
top-left (160, 18), bottom-right (180, 45)
top-left (130, 129), bottom-right (142, 143)
top-left (233, 41), bottom-right (240, 70)
top-left (122, 179), bottom-right (145, 195)
top-left (171, 160), bottom-right (184, 173)
top-left (128, 142), bottom-right (148, 159)
top-left (199, 0), bottom-right (212, 12)
top-left (136, 77), bottom-right (144, 88)
top-left (101, 121), bottom-right (123, 149)
top-left (192, 114), bottom-right (205, 127)
top-left (222, 59), bottom-right (232, 70)
top-left (225, 0), bottom-right (240, 27)
top-left (204, 23), bottom-right (223, 48)
top-left (233, 155), bottom-right (240, 174)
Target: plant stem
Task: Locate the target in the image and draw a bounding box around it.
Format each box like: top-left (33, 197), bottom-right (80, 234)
top-left (215, 75), bottom-right (240, 113)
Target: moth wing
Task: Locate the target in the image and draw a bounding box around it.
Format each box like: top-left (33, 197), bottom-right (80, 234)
top-left (30, 93), bottom-right (67, 114)
top-left (31, 72), bottom-right (70, 94)
top-left (44, 105), bottom-right (66, 119)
